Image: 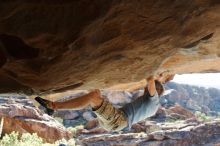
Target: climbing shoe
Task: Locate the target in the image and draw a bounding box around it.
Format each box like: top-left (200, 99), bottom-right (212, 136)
top-left (35, 97), bottom-right (54, 115)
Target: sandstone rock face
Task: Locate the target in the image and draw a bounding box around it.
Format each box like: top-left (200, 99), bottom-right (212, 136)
top-left (0, 96), bottom-right (72, 143)
top-left (1, 1), bottom-right (220, 94)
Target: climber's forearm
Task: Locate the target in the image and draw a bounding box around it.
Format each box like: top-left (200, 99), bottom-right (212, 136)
top-left (144, 76), bottom-right (156, 96)
top-left (126, 80), bottom-right (147, 92)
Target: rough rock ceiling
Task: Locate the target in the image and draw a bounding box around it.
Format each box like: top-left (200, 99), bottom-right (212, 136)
top-left (0, 0), bottom-right (220, 95)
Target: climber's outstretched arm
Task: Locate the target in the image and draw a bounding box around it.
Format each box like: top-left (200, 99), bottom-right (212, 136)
top-left (144, 76), bottom-right (156, 96)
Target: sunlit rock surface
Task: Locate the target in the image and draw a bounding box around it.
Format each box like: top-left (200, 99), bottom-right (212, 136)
top-left (0, 96), bottom-right (72, 143)
top-left (1, 1), bottom-right (220, 95)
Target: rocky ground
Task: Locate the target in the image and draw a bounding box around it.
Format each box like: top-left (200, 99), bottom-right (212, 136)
top-left (72, 102), bottom-right (220, 145)
top-left (76, 119), bottom-right (220, 146)
top-left (72, 105), bottom-right (220, 146)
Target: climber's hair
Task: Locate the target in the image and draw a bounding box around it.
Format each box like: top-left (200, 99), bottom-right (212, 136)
top-left (155, 80), bottom-right (165, 96)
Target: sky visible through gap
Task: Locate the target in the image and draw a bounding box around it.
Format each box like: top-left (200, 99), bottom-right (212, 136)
top-left (172, 73), bottom-right (220, 89)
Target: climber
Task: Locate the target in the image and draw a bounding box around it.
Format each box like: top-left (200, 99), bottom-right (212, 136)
top-left (35, 74), bottom-right (174, 131)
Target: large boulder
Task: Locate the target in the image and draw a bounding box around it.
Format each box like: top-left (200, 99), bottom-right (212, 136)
top-left (1, 1), bottom-right (220, 95)
top-left (0, 96), bottom-right (72, 143)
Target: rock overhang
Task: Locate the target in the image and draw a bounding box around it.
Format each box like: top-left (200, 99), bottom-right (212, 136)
top-left (0, 0), bottom-right (220, 96)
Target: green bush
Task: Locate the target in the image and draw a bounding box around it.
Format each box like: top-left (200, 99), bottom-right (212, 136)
top-left (67, 125), bottom-right (84, 138)
top-left (166, 118), bottom-right (179, 123)
top-left (0, 131), bottom-right (20, 146)
top-left (20, 133), bottom-right (43, 146)
top-left (54, 138), bottom-right (75, 146)
top-left (54, 117), bottom-right (64, 124)
top-left (0, 132), bottom-right (75, 146)
top-left (195, 111), bottom-right (211, 122)
top-left (146, 126), bottom-right (161, 133)
top-left (0, 132), bottom-right (43, 146)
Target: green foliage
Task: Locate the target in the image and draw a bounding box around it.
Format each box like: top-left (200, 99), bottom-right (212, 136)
top-left (54, 117), bottom-right (63, 124)
top-left (166, 117), bottom-right (186, 123)
top-left (0, 132), bottom-right (75, 146)
top-left (146, 126), bottom-right (161, 133)
top-left (54, 138), bottom-right (75, 146)
top-left (0, 132), bottom-right (43, 146)
top-left (195, 111), bottom-right (211, 122)
top-left (67, 125), bottom-right (84, 138)
top-left (20, 133), bottom-right (43, 146)
top-left (166, 118), bottom-right (178, 123)
top-left (0, 131), bottom-right (20, 146)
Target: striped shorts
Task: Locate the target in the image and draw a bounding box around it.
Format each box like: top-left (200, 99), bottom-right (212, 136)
top-left (93, 100), bottom-right (128, 131)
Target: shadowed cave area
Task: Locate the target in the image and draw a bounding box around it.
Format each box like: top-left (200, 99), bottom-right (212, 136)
top-left (0, 0), bottom-right (220, 145)
top-left (0, 34), bottom-right (39, 60)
